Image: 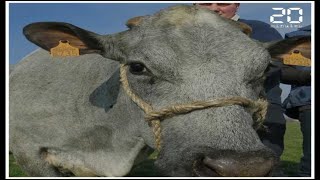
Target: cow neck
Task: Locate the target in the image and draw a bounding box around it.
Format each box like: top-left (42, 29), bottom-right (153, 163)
top-left (119, 64), bottom-right (268, 152)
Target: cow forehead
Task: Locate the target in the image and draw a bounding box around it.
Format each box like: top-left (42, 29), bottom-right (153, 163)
top-left (149, 5), bottom-right (230, 29)
top-left (152, 5), bottom-right (197, 27)
top-left (121, 5), bottom-right (250, 53)
top-left (117, 5), bottom-right (266, 74)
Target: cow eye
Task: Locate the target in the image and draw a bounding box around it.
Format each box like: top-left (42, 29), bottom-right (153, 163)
top-left (129, 63), bottom-right (146, 75)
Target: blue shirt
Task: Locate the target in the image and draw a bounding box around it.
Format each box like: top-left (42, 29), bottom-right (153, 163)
top-left (239, 19), bottom-right (283, 42)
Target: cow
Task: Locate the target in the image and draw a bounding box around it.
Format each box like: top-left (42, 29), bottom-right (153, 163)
top-left (9, 5), bottom-right (308, 177)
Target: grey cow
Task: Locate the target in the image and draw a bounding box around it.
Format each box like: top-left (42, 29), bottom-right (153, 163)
top-left (9, 5), bottom-right (307, 177)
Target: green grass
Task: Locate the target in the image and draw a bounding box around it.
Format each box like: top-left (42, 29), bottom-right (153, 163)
top-left (9, 121), bottom-right (303, 177)
top-left (9, 153), bottom-right (28, 177)
top-left (278, 121), bottom-right (303, 176)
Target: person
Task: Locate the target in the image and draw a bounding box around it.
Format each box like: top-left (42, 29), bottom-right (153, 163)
top-left (195, 3), bottom-right (283, 42)
top-left (281, 25), bottom-right (311, 177)
top-left (195, 2), bottom-right (286, 164)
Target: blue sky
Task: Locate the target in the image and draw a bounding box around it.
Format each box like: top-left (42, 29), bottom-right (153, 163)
top-left (7, 1), bottom-right (313, 101)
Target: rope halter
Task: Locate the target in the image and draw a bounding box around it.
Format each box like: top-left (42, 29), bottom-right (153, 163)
top-left (119, 64), bottom-right (268, 151)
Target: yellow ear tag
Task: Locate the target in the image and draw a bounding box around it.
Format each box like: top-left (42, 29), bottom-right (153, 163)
top-left (50, 40), bottom-right (80, 57)
top-left (283, 50), bottom-right (311, 66)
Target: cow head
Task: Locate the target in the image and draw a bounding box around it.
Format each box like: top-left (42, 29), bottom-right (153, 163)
top-left (21, 5), bottom-right (309, 177)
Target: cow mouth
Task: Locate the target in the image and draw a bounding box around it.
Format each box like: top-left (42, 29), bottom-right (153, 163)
top-left (192, 157), bottom-right (273, 177)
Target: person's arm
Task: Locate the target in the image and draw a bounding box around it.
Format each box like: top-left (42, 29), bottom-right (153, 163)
top-left (280, 64), bottom-right (311, 86)
top-left (280, 25), bottom-right (311, 86)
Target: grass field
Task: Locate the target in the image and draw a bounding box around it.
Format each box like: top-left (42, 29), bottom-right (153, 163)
top-left (277, 121), bottom-right (303, 176)
top-left (9, 121), bottom-right (303, 177)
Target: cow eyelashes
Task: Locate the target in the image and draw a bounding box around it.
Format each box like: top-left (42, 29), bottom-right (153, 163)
top-left (129, 62), bottom-right (147, 75)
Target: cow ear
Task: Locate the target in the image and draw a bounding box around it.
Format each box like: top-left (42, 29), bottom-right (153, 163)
top-left (126, 16), bottom-right (144, 29)
top-left (23, 22), bottom-right (104, 55)
top-left (265, 36), bottom-right (311, 60)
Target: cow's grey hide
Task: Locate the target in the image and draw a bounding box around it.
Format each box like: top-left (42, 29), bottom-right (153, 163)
top-left (10, 5), bottom-right (308, 177)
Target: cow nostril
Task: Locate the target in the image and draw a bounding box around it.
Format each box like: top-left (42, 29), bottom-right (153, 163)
top-left (192, 158), bottom-right (222, 177)
top-left (202, 157), bottom-right (238, 176)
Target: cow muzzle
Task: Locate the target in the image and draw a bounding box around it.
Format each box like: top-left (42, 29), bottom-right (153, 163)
top-left (192, 149), bottom-right (277, 177)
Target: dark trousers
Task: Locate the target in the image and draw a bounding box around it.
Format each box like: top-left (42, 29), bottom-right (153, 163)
top-left (257, 103), bottom-right (286, 159)
top-left (258, 122), bottom-right (286, 159)
top-left (298, 105), bottom-right (311, 177)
